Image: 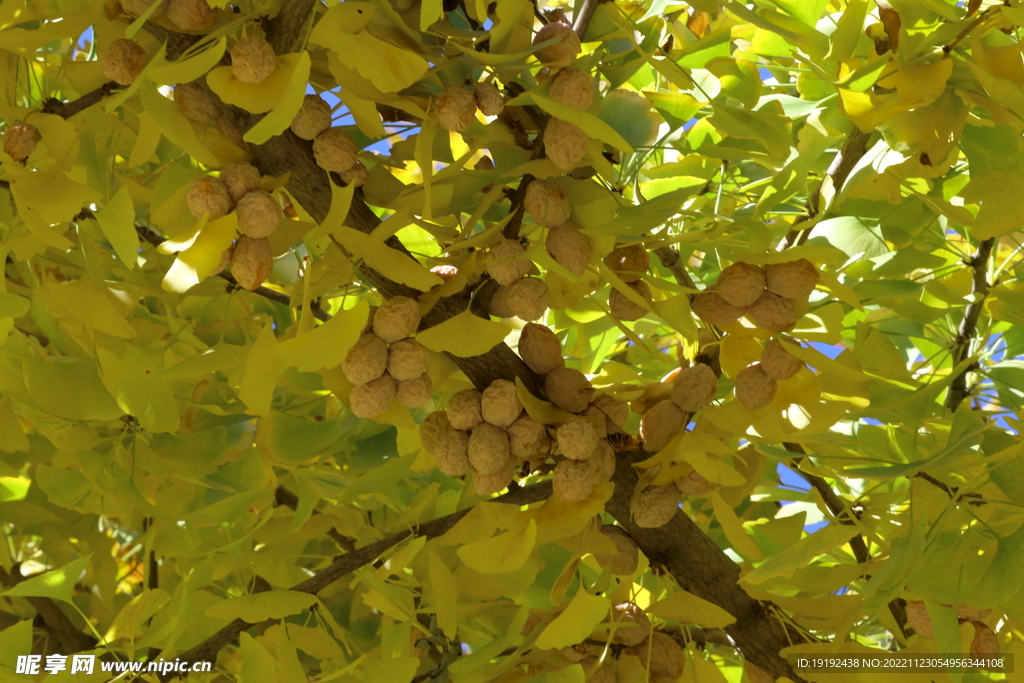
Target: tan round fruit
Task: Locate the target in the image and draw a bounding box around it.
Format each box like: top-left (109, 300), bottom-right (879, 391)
top-left (534, 22), bottom-right (581, 67)
top-left (3, 123), bottom-right (39, 162)
top-left (552, 458), bottom-right (595, 502)
top-left (610, 280), bottom-right (651, 321)
top-left (187, 176), bottom-right (231, 220)
top-left (519, 323), bottom-right (564, 376)
top-left (595, 525), bottom-right (638, 576)
top-left (525, 179), bottom-right (570, 228)
top-left (971, 622), bottom-right (998, 655)
top-left (235, 190), bottom-right (279, 239)
top-left (716, 262), bottom-right (766, 307)
top-left (481, 379), bottom-right (523, 428)
top-left (436, 86), bottom-right (476, 132)
top-left (905, 601), bottom-right (933, 638)
top-left (419, 411), bottom-right (453, 455)
top-left (230, 36), bottom-right (276, 83)
top-left (675, 469), bottom-right (717, 495)
top-left (166, 0), bottom-right (216, 30)
top-left (434, 428), bottom-right (472, 476)
top-left (549, 68), bottom-right (594, 110)
top-left (630, 632), bottom-right (684, 678)
top-left (508, 414), bottom-right (550, 458)
top-left (387, 338), bottom-right (429, 381)
top-left (120, 0), bottom-right (167, 18)
top-left (746, 292), bottom-right (798, 332)
top-left (546, 223), bottom-right (591, 276)
top-left (734, 363), bottom-right (777, 410)
top-left (447, 389), bottom-right (484, 431)
top-left (210, 244), bottom-right (233, 275)
top-left (509, 276), bottom-right (549, 321)
top-left (174, 82), bottom-right (219, 122)
top-left (396, 372), bottom-right (432, 407)
top-left (582, 404), bottom-right (608, 439)
top-left (760, 338), bottom-right (803, 381)
top-left (474, 81), bottom-right (504, 116)
top-left (487, 239), bottom-right (531, 286)
top-left (556, 416), bottom-right (599, 461)
top-left (692, 290), bottom-right (745, 327)
top-left (765, 258), bottom-right (819, 299)
top-left (473, 455), bottom-right (517, 495)
top-left (604, 244), bottom-right (649, 282)
top-left (103, 38), bottom-right (147, 86)
top-left (350, 373), bottom-right (396, 418)
top-left (313, 128), bottom-right (358, 174)
top-left (341, 161), bottom-right (367, 188)
top-left (591, 440), bottom-right (616, 481)
top-left (219, 161), bottom-right (261, 202)
top-left (291, 95), bottom-right (332, 140)
top-left (633, 483), bottom-right (680, 528)
top-left (544, 118), bottom-right (588, 170)
top-left (545, 367), bottom-right (593, 413)
top-left (592, 394), bottom-right (628, 429)
top-left (490, 285), bottom-right (515, 318)
top-left (373, 296), bottom-right (421, 343)
top-left (468, 422), bottom-right (510, 475)
top-left (231, 236), bottom-right (273, 290)
top-left (341, 333), bottom-right (388, 385)
top-left (611, 602), bottom-right (651, 646)
top-left (639, 399), bottom-right (684, 452)
top-left (670, 362), bottom-right (717, 412)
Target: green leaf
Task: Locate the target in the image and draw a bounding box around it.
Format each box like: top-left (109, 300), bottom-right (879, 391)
top-left (244, 51), bottom-right (312, 144)
top-left (147, 36), bottom-right (227, 85)
top-left (708, 103), bottom-right (791, 160)
top-left (240, 633), bottom-right (278, 683)
top-left (330, 226), bottom-right (443, 291)
top-left (239, 324), bottom-right (287, 416)
top-left (815, 215), bottom-right (888, 259)
top-left (273, 300), bottom-right (368, 372)
top-left (255, 411), bottom-right (347, 465)
top-left (22, 358), bottom-right (124, 422)
top-left (741, 524), bottom-right (858, 585)
top-left (1, 555), bottom-right (92, 604)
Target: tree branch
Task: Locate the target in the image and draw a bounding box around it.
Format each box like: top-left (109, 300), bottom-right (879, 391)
top-left (778, 128), bottom-right (872, 250)
top-left (157, 480), bottom-right (553, 679)
top-left (606, 453), bottom-right (813, 682)
top-left (945, 237), bottom-right (994, 411)
top-left (572, 0), bottom-right (607, 38)
top-left (41, 82), bottom-right (119, 119)
top-left (274, 486), bottom-right (356, 552)
top-left (782, 443), bottom-right (911, 640)
top-left (653, 245), bottom-right (698, 301)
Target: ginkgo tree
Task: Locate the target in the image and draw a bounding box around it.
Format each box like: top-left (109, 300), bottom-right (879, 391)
top-left (2, 0), bottom-right (1024, 680)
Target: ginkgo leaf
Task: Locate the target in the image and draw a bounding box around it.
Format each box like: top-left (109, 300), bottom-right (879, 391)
top-left (95, 185), bottom-right (139, 269)
top-left (711, 491), bottom-right (762, 560)
top-left (105, 588), bottom-right (171, 642)
top-left (207, 53), bottom-right (305, 114)
top-left (206, 591), bottom-right (317, 622)
top-left (427, 552), bottom-right (459, 640)
top-left (329, 33), bottom-right (429, 94)
top-left (457, 518), bottom-right (537, 574)
top-left (331, 226), bottom-right (443, 291)
top-left (416, 310), bottom-right (511, 357)
top-left (244, 51), bottom-right (311, 144)
top-left (1, 555), bottom-right (92, 604)
top-left (147, 36), bottom-right (227, 85)
top-left (741, 524), bottom-right (858, 585)
top-left (239, 325), bottom-right (287, 416)
top-left (240, 633), bottom-right (278, 683)
top-left (535, 589), bottom-right (610, 650)
top-left (273, 300), bottom-right (368, 372)
top-left (646, 588), bottom-right (736, 628)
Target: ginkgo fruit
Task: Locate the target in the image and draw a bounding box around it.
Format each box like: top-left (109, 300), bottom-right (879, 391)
top-left (610, 602), bottom-right (651, 646)
top-left (519, 322), bottom-right (564, 375)
top-left (552, 458), bottom-right (595, 502)
top-left (373, 296), bottom-right (421, 343)
top-left (592, 394), bottom-right (629, 430)
top-left (745, 292), bottom-right (798, 332)
top-left (630, 632), bottom-right (685, 678)
top-left (313, 128), bottom-right (358, 174)
top-left (120, 0), bottom-right (166, 17)
top-left (187, 177), bottom-right (231, 220)
top-left (395, 372), bottom-right (432, 407)
top-left (341, 333), bottom-right (388, 385)
top-left (764, 259), bottom-right (820, 299)
top-left (435, 86), bottom-right (477, 132)
top-left (473, 82), bottom-right (504, 116)
top-left (487, 239), bottom-right (532, 286)
top-left (219, 161), bottom-right (262, 203)
top-left (639, 399), bottom-right (684, 452)
top-left (174, 82), bottom-right (219, 121)
top-left (468, 422), bottom-right (510, 474)
top-left (166, 0), bottom-right (216, 30)
top-left (481, 379), bottom-right (523, 428)
top-left (716, 262), bottom-right (766, 307)
top-left (230, 36), bottom-right (276, 84)
top-left (734, 363), bottom-right (777, 410)
top-left (507, 414), bottom-right (550, 458)
top-left (235, 191), bottom-right (279, 238)
top-left (760, 339), bottom-right (803, 380)
top-left (509, 276), bottom-right (550, 321)
top-left (675, 469), bottom-right (717, 495)
top-left (447, 389), bottom-right (484, 431)
top-left (549, 68), bottom-right (594, 110)
top-left (670, 363), bottom-right (718, 412)
top-left (103, 38), bottom-right (147, 85)
top-left (544, 118), bottom-right (588, 170)
top-left (546, 223), bottom-right (591, 276)
top-left (291, 95), bottom-right (332, 140)
top-left (610, 281), bottom-right (650, 321)
top-left (231, 236), bottom-right (273, 290)
top-left (3, 123), bottom-right (40, 161)
top-left (545, 367), bottom-right (593, 413)
top-left (525, 179), bottom-right (571, 228)
top-left (341, 161), bottom-right (368, 187)
top-left (633, 483), bottom-right (681, 528)
top-left (556, 416), bottom-right (599, 460)
top-left (692, 290), bottom-right (746, 327)
top-left (534, 22), bottom-right (581, 67)
top-left (350, 373), bottom-right (396, 418)
top-left (386, 339), bottom-right (429, 381)
top-left (604, 244), bottom-right (650, 282)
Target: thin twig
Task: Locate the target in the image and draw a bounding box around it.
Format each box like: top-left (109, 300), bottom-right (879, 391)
top-left (41, 82), bottom-right (118, 118)
top-left (778, 128), bottom-right (872, 250)
top-left (274, 486), bottom-right (357, 551)
top-left (945, 238), bottom-right (994, 411)
top-left (653, 245), bottom-right (699, 301)
top-left (157, 480), bottom-right (553, 679)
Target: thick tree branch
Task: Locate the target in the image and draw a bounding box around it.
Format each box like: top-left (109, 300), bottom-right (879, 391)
top-left (778, 128), bottom-right (872, 250)
top-left (945, 237), bottom-right (994, 411)
top-left (572, 0), bottom-right (607, 38)
top-left (158, 480), bottom-right (553, 679)
top-left (606, 453), bottom-right (812, 682)
top-left (40, 82), bottom-right (119, 119)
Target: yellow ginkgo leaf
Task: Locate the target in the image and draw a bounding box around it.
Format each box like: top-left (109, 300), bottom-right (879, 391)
top-left (535, 589), bottom-right (610, 650)
top-left (457, 518), bottom-right (537, 575)
top-left (646, 588), bottom-right (736, 629)
top-left (207, 53), bottom-right (305, 114)
top-left (416, 310), bottom-right (511, 357)
top-left (710, 491), bottom-right (762, 560)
